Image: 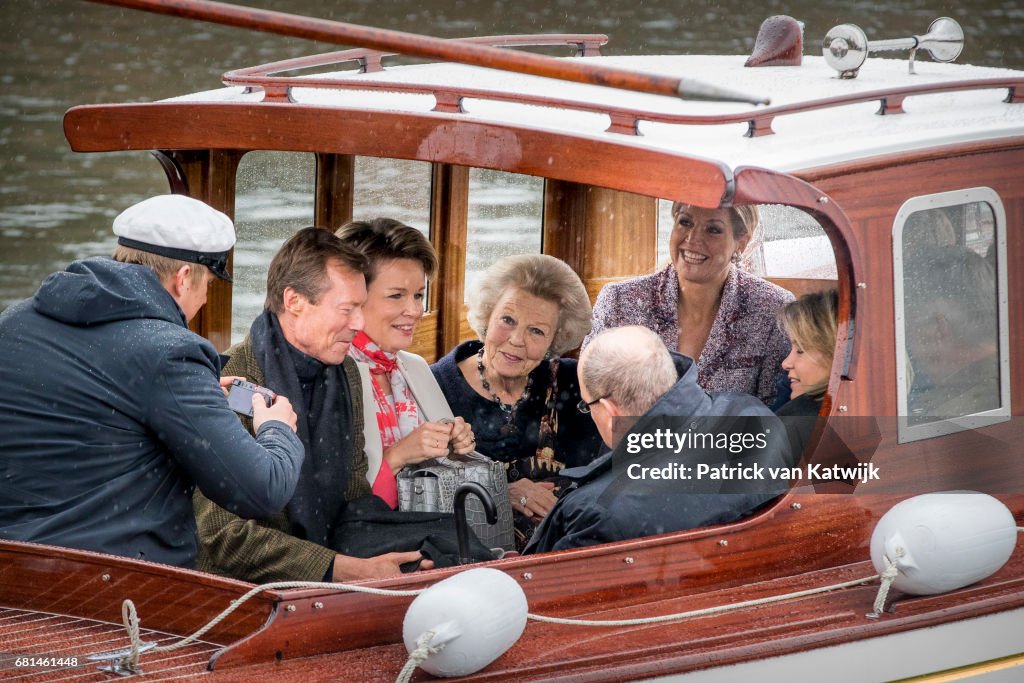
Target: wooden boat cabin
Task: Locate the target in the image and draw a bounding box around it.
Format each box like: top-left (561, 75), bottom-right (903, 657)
top-left (3, 3), bottom-right (1022, 681)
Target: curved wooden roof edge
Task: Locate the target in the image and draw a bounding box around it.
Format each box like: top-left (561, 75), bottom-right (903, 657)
top-left (62, 102), bottom-right (733, 207)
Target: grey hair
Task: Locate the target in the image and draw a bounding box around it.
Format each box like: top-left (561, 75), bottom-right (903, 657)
top-left (467, 253), bottom-right (592, 355)
top-left (581, 326), bottom-right (677, 416)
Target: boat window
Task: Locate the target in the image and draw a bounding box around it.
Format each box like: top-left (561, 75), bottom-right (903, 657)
top-left (656, 200), bottom-right (674, 264)
top-left (893, 188), bottom-right (1010, 443)
top-left (755, 205), bottom-right (837, 280)
top-left (232, 152), bottom-right (316, 344)
top-left (353, 157), bottom-right (432, 235)
top-left (465, 169), bottom-right (543, 300)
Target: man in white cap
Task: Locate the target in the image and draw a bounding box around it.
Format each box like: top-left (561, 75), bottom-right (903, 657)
top-left (0, 194), bottom-right (305, 569)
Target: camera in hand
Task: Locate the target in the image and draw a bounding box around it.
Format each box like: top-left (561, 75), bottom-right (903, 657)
top-left (227, 379), bottom-right (275, 417)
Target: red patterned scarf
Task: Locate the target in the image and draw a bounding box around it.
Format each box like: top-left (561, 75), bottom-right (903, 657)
top-left (349, 331), bottom-right (422, 451)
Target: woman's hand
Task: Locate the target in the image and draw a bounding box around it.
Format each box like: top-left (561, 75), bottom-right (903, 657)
top-left (383, 420), bottom-right (455, 472)
top-left (447, 417), bottom-right (477, 455)
top-left (509, 479), bottom-right (557, 520)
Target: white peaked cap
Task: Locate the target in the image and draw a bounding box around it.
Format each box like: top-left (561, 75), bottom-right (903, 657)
top-left (113, 195), bottom-right (236, 281)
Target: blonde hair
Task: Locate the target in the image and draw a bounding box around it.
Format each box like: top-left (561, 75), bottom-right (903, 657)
top-left (777, 289), bottom-right (839, 396)
top-left (468, 254), bottom-right (592, 356)
top-left (113, 245), bottom-right (208, 288)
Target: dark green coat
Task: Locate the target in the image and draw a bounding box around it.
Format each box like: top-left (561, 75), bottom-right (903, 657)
top-left (194, 336), bottom-right (371, 582)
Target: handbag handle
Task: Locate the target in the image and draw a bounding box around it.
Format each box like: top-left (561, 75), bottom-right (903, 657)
top-left (453, 482), bottom-right (497, 564)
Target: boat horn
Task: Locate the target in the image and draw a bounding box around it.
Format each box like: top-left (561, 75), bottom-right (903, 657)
top-left (822, 17), bottom-right (964, 79)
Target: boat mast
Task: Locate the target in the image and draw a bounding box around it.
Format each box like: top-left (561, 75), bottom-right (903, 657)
top-left (84, 0), bottom-right (769, 105)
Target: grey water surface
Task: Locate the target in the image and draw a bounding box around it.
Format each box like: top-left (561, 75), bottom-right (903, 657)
top-left (1, 0), bottom-right (1021, 339)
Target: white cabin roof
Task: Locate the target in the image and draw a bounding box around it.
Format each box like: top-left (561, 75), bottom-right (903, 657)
top-left (168, 54), bottom-right (1024, 175)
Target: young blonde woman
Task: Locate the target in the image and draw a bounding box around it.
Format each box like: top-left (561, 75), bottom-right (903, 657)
top-left (774, 289), bottom-right (838, 455)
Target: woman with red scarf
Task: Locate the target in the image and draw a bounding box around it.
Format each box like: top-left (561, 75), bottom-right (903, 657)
top-left (337, 218), bottom-right (476, 508)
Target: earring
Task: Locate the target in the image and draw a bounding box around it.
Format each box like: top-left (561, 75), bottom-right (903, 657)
top-left (544, 350), bottom-right (555, 360)
top-left (731, 251), bottom-right (742, 264)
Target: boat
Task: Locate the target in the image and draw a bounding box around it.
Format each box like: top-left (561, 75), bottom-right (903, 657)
top-left (2, 1), bottom-right (1022, 680)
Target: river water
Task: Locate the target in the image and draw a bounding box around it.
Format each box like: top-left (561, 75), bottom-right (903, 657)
top-left (2, 0), bottom-right (1022, 337)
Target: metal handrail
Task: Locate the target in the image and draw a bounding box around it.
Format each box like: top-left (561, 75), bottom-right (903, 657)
top-left (221, 61), bottom-right (1024, 137)
top-left (224, 34), bottom-right (608, 80)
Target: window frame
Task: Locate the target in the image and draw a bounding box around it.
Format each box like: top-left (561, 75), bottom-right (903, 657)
top-left (892, 187), bottom-right (1010, 444)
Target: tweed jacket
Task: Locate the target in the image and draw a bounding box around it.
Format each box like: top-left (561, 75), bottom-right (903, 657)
top-left (583, 264), bottom-right (793, 405)
top-left (194, 336), bottom-right (371, 583)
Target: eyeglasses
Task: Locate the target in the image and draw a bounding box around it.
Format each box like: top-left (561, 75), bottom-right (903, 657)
top-left (577, 395), bottom-right (609, 414)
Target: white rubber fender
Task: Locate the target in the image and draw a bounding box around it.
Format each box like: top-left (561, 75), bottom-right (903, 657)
top-left (403, 567), bottom-right (527, 677)
top-left (870, 491), bottom-right (1018, 595)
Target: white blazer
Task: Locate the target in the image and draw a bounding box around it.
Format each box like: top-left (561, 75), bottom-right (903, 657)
top-left (352, 351), bottom-right (457, 486)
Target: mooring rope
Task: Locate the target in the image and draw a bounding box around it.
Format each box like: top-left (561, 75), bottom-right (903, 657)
top-left (395, 630), bottom-right (445, 683)
top-left (120, 600), bottom-right (142, 673)
top-left (102, 519), bottom-right (1024, 677)
top-left (869, 551), bottom-right (903, 618)
top-left (525, 572), bottom-right (885, 627)
top-left (109, 580), bottom-right (425, 672)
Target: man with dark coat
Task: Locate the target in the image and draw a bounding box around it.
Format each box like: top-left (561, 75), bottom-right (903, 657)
top-left (194, 227), bottom-right (430, 583)
top-left (525, 325), bottom-right (791, 554)
top-left (0, 195), bottom-right (304, 568)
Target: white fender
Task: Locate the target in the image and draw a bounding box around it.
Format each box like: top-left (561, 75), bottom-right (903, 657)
top-left (870, 492), bottom-right (1018, 595)
top-left (403, 567), bottom-right (527, 677)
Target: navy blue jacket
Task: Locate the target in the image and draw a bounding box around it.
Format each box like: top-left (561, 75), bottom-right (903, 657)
top-left (0, 258), bottom-right (304, 567)
top-left (524, 354), bottom-right (792, 554)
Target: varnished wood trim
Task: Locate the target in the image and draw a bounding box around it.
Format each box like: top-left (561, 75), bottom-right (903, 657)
top-left (800, 137), bottom-right (1024, 184)
top-left (764, 276), bottom-right (838, 298)
top-left (314, 153), bottom-right (354, 229)
top-left (167, 149), bottom-right (245, 353)
top-left (429, 163), bottom-right (470, 362)
top-left (0, 540), bottom-right (272, 644)
top-left (63, 103), bottom-right (731, 208)
top-left (225, 34), bottom-right (609, 85)
top-left (151, 149), bottom-right (189, 194)
top-left (544, 181), bottom-right (658, 298)
top-left (732, 167), bottom-right (861, 388)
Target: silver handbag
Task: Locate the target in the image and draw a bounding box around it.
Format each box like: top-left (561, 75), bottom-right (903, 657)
top-left (397, 451), bottom-right (515, 551)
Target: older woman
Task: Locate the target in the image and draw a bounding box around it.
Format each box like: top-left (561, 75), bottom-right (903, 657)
top-left (584, 203), bottom-right (793, 405)
top-left (431, 254), bottom-right (601, 548)
top-left (336, 218), bottom-right (476, 509)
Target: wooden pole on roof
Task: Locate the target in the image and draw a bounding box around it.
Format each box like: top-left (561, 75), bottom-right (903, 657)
top-left (84, 0), bottom-right (770, 105)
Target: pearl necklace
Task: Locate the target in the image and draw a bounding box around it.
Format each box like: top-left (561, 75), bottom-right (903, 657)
top-left (476, 348), bottom-right (533, 435)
